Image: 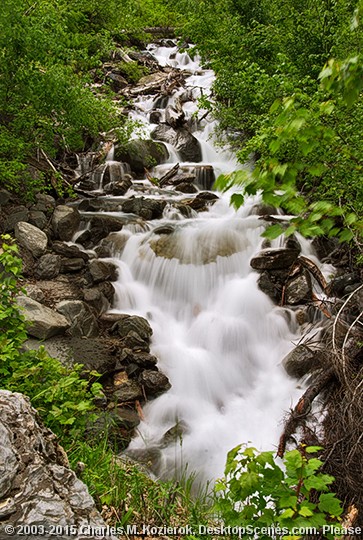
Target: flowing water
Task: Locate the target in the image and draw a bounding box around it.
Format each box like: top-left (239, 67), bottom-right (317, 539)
top-left (101, 42), bottom-right (313, 486)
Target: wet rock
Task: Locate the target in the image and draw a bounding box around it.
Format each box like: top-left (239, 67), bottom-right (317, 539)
top-left (97, 281), bottom-right (115, 304)
top-left (35, 253), bottom-right (61, 280)
top-left (28, 210), bottom-right (48, 230)
top-left (195, 165), bottom-right (215, 190)
top-left (121, 196), bottom-right (166, 220)
top-left (151, 124), bottom-right (202, 162)
top-left (257, 272), bottom-right (282, 303)
top-left (282, 345), bottom-right (320, 378)
top-left (174, 181), bottom-right (198, 193)
top-left (121, 332), bottom-right (151, 352)
top-left (16, 296), bottom-right (69, 340)
top-left (117, 349), bottom-right (158, 370)
top-left (14, 221), bottom-right (48, 258)
top-left (52, 241), bottom-right (89, 261)
top-left (89, 215), bottom-right (124, 234)
top-left (52, 206), bottom-right (81, 241)
top-left (170, 172), bottom-right (196, 185)
top-left (161, 422), bottom-right (187, 447)
top-left (250, 203), bottom-right (277, 216)
top-left (89, 260), bottom-right (118, 283)
top-left (138, 369), bottom-right (171, 398)
top-left (106, 71), bottom-right (128, 92)
top-left (5, 207), bottom-right (29, 232)
top-left (165, 104), bottom-right (185, 128)
top-left (116, 407), bottom-right (141, 429)
top-left (250, 248), bottom-right (300, 271)
top-left (312, 236), bottom-right (339, 261)
top-left (0, 391), bottom-right (116, 540)
top-left (57, 300), bottom-right (99, 338)
top-left (284, 270), bottom-right (312, 305)
top-left (60, 257), bottom-right (86, 273)
top-left (104, 176), bottom-right (133, 196)
top-left (114, 139), bottom-right (169, 175)
top-left (149, 110), bottom-right (161, 124)
top-left (327, 273), bottom-right (360, 297)
top-left (111, 314), bottom-right (153, 342)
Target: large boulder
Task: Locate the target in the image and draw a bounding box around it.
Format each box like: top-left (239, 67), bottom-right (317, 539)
top-left (16, 296), bottom-right (69, 340)
top-left (57, 300), bottom-right (99, 338)
top-left (52, 206), bottom-right (81, 241)
top-left (284, 270), bottom-right (312, 305)
top-left (0, 390), bottom-right (116, 540)
top-left (114, 139), bottom-right (169, 175)
top-left (35, 253), bottom-right (61, 280)
top-left (14, 222), bottom-right (48, 258)
top-left (151, 124), bottom-right (202, 162)
top-left (282, 345), bottom-right (321, 378)
top-left (89, 260), bottom-right (118, 284)
top-left (111, 315), bottom-right (153, 342)
top-left (165, 104), bottom-right (185, 128)
top-left (138, 370), bottom-right (171, 398)
top-left (121, 196), bottom-right (166, 220)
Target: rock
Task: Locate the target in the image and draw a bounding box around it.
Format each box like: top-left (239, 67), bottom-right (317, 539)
top-left (0, 188), bottom-right (11, 206)
top-left (104, 176), bottom-right (133, 196)
top-left (114, 139), bottom-right (169, 175)
top-left (14, 222), bottom-right (48, 258)
top-left (28, 210), bottom-right (48, 230)
top-left (60, 257), bottom-right (86, 273)
top-left (161, 421), bottom-right (187, 447)
top-left (89, 260), bottom-right (118, 283)
top-left (138, 370), bottom-right (171, 398)
top-left (195, 165), bottom-right (215, 190)
top-left (89, 215), bottom-right (124, 234)
top-left (121, 332), bottom-right (151, 352)
top-left (57, 300), bottom-right (99, 338)
top-left (257, 272), bottom-right (282, 303)
top-left (149, 110), bottom-right (161, 124)
top-left (284, 270), bottom-right (312, 305)
top-left (106, 71), bottom-right (128, 92)
top-left (327, 272), bottom-right (360, 297)
top-left (185, 191), bottom-right (219, 211)
top-left (83, 288), bottom-right (110, 316)
top-left (35, 253), bottom-right (61, 280)
top-left (52, 241), bottom-right (89, 261)
top-left (250, 248), bottom-right (300, 271)
top-left (116, 407), bottom-right (140, 429)
top-left (113, 377), bottom-right (143, 402)
top-left (121, 196), bottom-right (166, 220)
top-left (174, 181), bottom-right (198, 193)
top-left (117, 349), bottom-right (158, 370)
top-left (32, 193), bottom-right (56, 214)
top-left (111, 315), bottom-right (153, 342)
top-left (151, 124), bottom-right (202, 162)
top-left (16, 296), bottom-right (69, 340)
top-left (282, 345), bottom-right (320, 378)
top-left (4, 207), bottom-right (29, 232)
top-left (52, 206), bottom-right (81, 241)
top-left (30, 276), bottom-right (83, 306)
top-left (0, 390), bottom-right (116, 540)
top-left (24, 284), bottom-right (46, 303)
top-left (165, 104), bottom-right (185, 128)
top-left (170, 172), bottom-right (196, 185)
top-left (250, 203), bottom-right (277, 216)
top-left (312, 235), bottom-right (339, 261)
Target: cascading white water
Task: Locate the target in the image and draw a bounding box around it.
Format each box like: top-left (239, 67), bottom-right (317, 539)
top-left (108, 42), bottom-right (306, 486)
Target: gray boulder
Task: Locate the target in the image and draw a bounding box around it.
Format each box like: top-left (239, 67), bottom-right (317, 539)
top-left (282, 345), bottom-right (320, 378)
top-left (89, 260), bottom-right (118, 283)
top-left (138, 370), bottom-right (171, 398)
top-left (114, 139), bottom-right (169, 175)
top-left (35, 253), bottom-right (61, 280)
top-left (57, 300), bottom-right (99, 338)
top-left (0, 390), bottom-right (116, 540)
top-left (111, 315), bottom-right (153, 342)
top-left (285, 270), bottom-right (312, 305)
top-left (16, 296), bottom-right (69, 340)
top-left (14, 221), bottom-right (48, 258)
top-left (52, 206), bottom-right (80, 241)
top-left (250, 248), bottom-right (300, 271)
top-left (151, 124), bottom-right (202, 162)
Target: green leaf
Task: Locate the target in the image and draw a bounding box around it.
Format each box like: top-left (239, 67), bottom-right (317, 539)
top-left (230, 193), bottom-right (244, 209)
top-left (318, 493), bottom-right (344, 516)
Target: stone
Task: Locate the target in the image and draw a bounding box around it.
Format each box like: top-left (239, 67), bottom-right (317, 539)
top-left (138, 369), bottom-right (171, 398)
top-left (250, 248), bottom-right (300, 271)
top-left (113, 378), bottom-right (143, 402)
top-left (257, 272), bottom-right (282, 303)
top-left (284, 270), bottom-right (312, 305)
top-left (104, 176), bottom-right (133, 196)
top-left (151, 124), bottom-right (202, 162)
top-left (0, 391), bottom-right (116, 540)
top-left (35, 253), bottom-right (61, 280)
top-left (52, 241), bottom-right (89, 261)
top-left (282, 345), bottom-right (320, 378)
top-left (116, 407), bottom-right (140, 429)
top-left (327, 272), bottom-right (360, 297)
top-left (174, 182), bottom-right (198, 193)
top-left (57, 300), bottom-right (99, 338)
top-left (89, 260), bottom-right (118, 283)
top-left (311, 235), bottom-right (339, 261)
top-left (16, 296), bottom-right (69, 340)
top-left (114, 139), bottom-right (169, 175)
top-left (121, 196), bottom-right (166, 220)
top-left (52, 206), bottom-right (81, 241)
top-left (60, 257), bottom-right (86, 273)
top-left (33, 193), bottom-right (56, 214)
top-left (4, 207), bottom-right (29, 232)
top-left (28, 210), bottom-right (48, 230)
top-left (117, 349), bottom-right (158, 370)
top-left (0, 189), bottom-right (11, 206)
top-left (89, 215), bottom-right (124, 234)
top-left (149, 110), bottom-right (161, 124)
top-left (14, 221), bottom-right (48, 258)
top-left (83, 288), bottom-right (110, 316)
top-left (106, 71), bottom-right (128, 92)
top-left (195, 165), bottom-right (215, 190)
top-left (111, 315), bottom-right (153, 342)
top-left (31, 276), bottom-right (83, 306)
top-left (165, 104), bottom-right (185, 128)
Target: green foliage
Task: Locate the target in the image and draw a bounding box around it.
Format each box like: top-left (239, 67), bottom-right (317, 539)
top-left (0, 235), bottom-right (102, 441)
top-left (215, 445), bottom-right (343, 539)
top-left (119, 60), bottom-right (149, 83)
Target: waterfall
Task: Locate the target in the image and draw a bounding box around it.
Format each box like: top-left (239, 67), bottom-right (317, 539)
top-left (107, 41), bottom-right (304, 486)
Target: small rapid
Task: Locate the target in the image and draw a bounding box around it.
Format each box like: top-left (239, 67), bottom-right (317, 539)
top-left (106, 42), bottom-right (305, 485)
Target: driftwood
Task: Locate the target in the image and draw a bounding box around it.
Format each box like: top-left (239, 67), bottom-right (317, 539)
top-left (159, 163), bottom-right (180, 187)
top-left (277, 367), bottom-right (336, 458)
top-left (299, 255), bottom-right (328, 291)
top-left (143, 26), bottom-right (175, 37)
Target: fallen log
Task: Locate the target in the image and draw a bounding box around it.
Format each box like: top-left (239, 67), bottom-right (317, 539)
top-left (143, 26), bottom-right (175, 37)
top-left (159, 163), bottom-right (180, 187)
